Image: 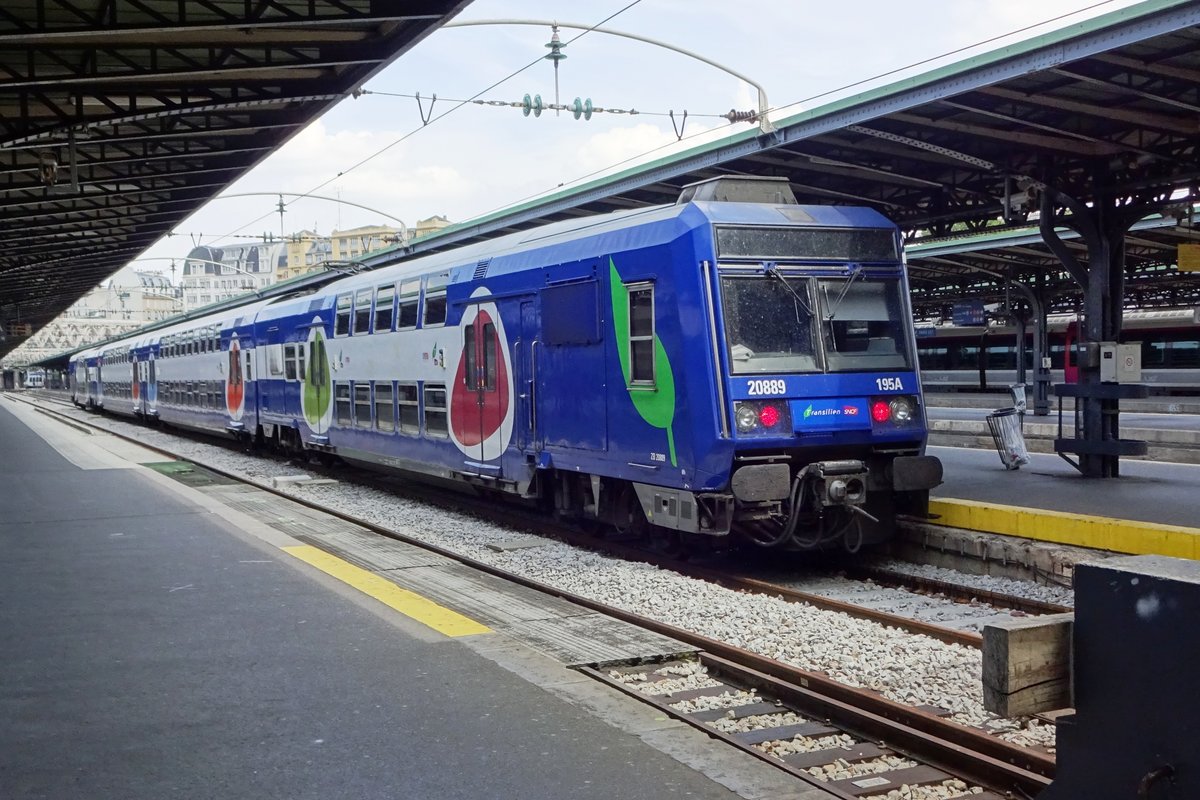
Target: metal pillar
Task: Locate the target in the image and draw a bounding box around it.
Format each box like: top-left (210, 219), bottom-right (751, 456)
top-left (1039, 188), bottom-right (1147, 477)
top-left (1005, 279), bottom-right (1050, 416)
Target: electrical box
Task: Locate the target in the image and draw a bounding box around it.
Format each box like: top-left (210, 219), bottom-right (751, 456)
top-left (1099, 342), bottom-right (1141, 383)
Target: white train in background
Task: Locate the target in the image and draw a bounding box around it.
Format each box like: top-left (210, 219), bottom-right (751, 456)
top-left (917, 308), bottom-right (1200, 394)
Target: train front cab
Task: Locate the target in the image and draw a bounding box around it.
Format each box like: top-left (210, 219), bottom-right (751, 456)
top-left (705, 216), bottom-right (941, 551)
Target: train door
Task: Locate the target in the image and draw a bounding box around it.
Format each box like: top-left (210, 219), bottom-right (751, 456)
top-left (131, 354), bottom-right (141, 411)
top-left (258, 326), bottom-right (279, 416)
top-left (453, 302), bottom-right (506, 476)
top-left (93, 358), bottom-right (102, 406)
top-left (147, 354), bottom-right (157, 413)
top-left (1064, 321), bottom-right (1079, 383)
top-left (517, 300), bottom-right (540, 453)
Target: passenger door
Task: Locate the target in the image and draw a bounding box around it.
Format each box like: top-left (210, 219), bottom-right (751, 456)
top-left (454, 304), bottom-right (504, 475)
top-left (517, 300), bottom-right (540, 453)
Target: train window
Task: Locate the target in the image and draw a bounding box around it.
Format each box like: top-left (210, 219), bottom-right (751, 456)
top-left (464, 324), bottom-right (477, 390)
top-left (268, 345), bottom-right (283, 376)
top-left (716, 226), bottom-right (899, 262)
top-left (284, 345), bottom-right (297, 380)
top-left (1143, 340), bottom-right (1167, 367)
top-left (335, 294), bottom-right (352, 337)
top-left (483, 322), bottom-right (497, 391)
top-left (245, 351), bottom-right (253, 382)
top-left (398, 383), bottom-right (420, 434)
top-left (424, 274), bottom-right (449, 327)
top-left (354, 383), bottom-right (372, 428)
top-left (335, 382), bottom-right (352, 425)
top-left (987, 345), bottom-right (1015, 370)
top-left (354, 289), bottom-right (372, 335)
top-left (424, 292), bottom-right (447, 327)
top-left (626, 282), bottom-right (656, 385)
top-left (1171, 341), bottom-right (1200, 368)
top-left (816, 279), bottom-right (910, 372)
top-left (542, 281), bottom-right (601, 344)
top-left (424, 383), bottom-right (448, 437)
top-left (374, 285), bottom-right (395, 332)
top-left (375, 382), bottom-right (395, 432)
top-left (720, 276), bottom-right (817, 375)
top-left (296, 344), bottom-right (306, 381)
top-left (398, 280), bottom-right (421, 329)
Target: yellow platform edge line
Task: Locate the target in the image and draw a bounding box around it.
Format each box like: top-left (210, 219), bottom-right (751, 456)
top-left (281, 545), bottom-right (491, 637)
top-left (930, 498), bottom-right (1200, 560)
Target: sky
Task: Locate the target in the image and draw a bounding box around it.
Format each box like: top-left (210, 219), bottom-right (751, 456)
top-left (119, 0), bottom-right (1147, 283)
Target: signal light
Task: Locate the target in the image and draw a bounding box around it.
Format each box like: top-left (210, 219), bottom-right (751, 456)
top-left (871, 400), bottom-right (891, 423)
top-left (759, 404), bottom-right (780, 428)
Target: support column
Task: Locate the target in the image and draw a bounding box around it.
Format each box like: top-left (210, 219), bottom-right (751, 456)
top-left (1039, 188), bottom-right (1147, 477)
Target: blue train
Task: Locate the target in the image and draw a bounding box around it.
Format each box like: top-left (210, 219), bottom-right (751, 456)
top-left (70, 177), bottom-right (941, 551)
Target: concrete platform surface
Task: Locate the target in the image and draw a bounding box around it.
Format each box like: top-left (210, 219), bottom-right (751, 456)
top-left (0, 398), bottom-right (829, 800)
top-left (931, 446), bottom-right (1200, 558)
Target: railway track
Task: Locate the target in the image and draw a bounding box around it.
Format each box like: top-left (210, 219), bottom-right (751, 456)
top-left (17, 393), bottom-right (1060, 796)
top-left (597, 657), bottom-right (1040, 799)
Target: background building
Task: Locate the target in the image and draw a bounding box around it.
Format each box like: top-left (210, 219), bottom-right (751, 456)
top-left (1, 218), bottom-right (436, 366)
top-left (1, 271), bottom-right (182, 365)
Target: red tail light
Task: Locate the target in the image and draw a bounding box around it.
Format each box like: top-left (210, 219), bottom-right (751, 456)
top-left (759, 404), bottom-right (780, 428)
top-left (871, 400), bottom-right (891, 423)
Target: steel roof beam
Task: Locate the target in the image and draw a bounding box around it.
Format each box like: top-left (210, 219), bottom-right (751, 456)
top-left (976, 85), bottom-right (1195, 136)
top-left (1051, 66), bottom-right (1200, 114)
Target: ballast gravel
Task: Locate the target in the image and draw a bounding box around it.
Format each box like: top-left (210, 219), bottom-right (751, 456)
top-left (59, 407), bottom-right (1058, 751)
top-left (872, 558), bottom-right (1075, 607)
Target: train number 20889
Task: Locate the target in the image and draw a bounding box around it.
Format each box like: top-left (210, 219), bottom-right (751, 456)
top-left (747, 379), bottom-right (787, 396)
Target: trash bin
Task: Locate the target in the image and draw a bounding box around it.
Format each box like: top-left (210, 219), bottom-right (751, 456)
top-left (986, 407), bottom-right (1030, 470)
top-left (1008, 383), bottom-right (1027, 414)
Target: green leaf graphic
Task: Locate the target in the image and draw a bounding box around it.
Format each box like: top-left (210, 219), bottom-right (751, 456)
top-left (303, 330), bottom-right (331, 425)
top-left (609, 258), bottom-right (678, 466)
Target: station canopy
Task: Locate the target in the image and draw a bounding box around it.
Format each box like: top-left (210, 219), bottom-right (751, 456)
top-left (0, 0), bottom-right (472, 359)
top-left (377, 0), bottom-right (1200, 320)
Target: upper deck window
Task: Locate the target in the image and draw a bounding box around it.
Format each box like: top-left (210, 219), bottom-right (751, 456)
top-left (716, 226), bottom-right (898, 262)
top-left (353, 288), bottom-right (372, 335)
top-left (423, 274), bottom-right (449, 327)
top-left (335, 293), bottom-right (352, 336)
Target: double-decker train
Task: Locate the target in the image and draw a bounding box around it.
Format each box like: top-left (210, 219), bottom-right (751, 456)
top-left (68, 177), bottom-right (941, 552)
top-left (917, 308), bottom-right (1200, 393)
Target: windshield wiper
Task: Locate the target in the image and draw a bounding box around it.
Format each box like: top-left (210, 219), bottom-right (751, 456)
top-left (760, 261), bottom-right (812, 317)
top-left (823, 262), bottom-right (863, 320)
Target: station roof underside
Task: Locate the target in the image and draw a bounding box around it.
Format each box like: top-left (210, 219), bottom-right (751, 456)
top-left (0, 0), bottom-right (472, 359)
top-left (379, 0), bottom-right (1200, 319)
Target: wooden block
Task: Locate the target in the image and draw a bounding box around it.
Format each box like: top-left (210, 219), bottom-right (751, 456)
top-left (983, 612), bottom-right (1074, 717)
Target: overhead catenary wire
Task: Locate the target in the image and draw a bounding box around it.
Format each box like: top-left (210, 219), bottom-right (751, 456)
top-left (174, 0), bottom-right (1126, 255)
top-left (360, 88), bottom-right (730, 124)
top-left (182, 0), bottom-right (647, 250)
top-left (470, 0), bottom-right (1133, 221)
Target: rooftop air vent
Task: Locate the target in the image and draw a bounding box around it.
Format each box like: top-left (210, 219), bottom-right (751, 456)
top-left (676, 176), bottom-right (798, 205)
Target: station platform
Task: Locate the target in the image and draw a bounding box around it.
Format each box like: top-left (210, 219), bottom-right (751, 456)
top-left (0, 398), bottom-right (824, 800)
top-left (922, 392), bottom-right (1200, 559)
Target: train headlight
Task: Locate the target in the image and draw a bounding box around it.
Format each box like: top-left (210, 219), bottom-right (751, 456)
top-left (735, 403), bottom-right (760, 433)
top-left (889, 396), bottom-right (914, 423)
top-left (734, 401), bottom-right (793, 435)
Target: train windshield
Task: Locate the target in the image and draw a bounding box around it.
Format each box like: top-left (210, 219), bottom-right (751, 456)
top-left (720, 275), bottom-right (912, 374)
top-left (817, 278), bottom-right (911, 371)
top-left (721, 276), bottom-right (819, 374)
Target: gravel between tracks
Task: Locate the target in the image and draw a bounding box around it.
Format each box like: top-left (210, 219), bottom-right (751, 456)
top-left (62, 408), bottom-right (1059, 751)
